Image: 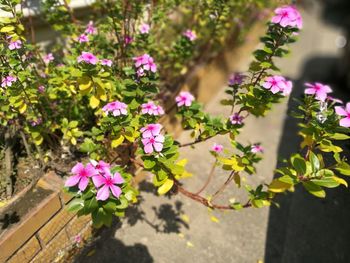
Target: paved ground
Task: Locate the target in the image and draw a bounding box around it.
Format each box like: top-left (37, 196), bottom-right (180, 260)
top-left (75, 2), bottom-right (350, 263)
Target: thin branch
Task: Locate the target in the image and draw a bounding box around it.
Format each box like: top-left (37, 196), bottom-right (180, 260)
top-left (195, 161), bottom-right (216, 195)
top-left (211, 171), bottom-right (236, 201)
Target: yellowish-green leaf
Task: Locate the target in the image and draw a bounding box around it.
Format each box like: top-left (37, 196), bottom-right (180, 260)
top-left (269, 179), bottom-right (292, 193)
top-left (0, 25), bottom-right (15, 32)
top-left (157, 179), bottom-right (174, 195)
top-left (111, 135), bottom-right (124, 148)
top-left (89, 95), bottom-right (100, 108)
top-left (210, 215), bottom-right (219, 223)
top-left (333, 176), bottom-right (348, 187)
top-left (302, 181), bottom-right (326, 198)
top-left (19, 103), bottom-right (27, 114)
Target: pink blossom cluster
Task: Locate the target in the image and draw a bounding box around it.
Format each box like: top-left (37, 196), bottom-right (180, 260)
top-left (335, 103), bottom-right (350, 128)
top-left (183, 29), bottom-right (197, 41)
top-left (304, 82), bottom-right (332, 102)
top-left (8, 39), bottom-right (22, 50)
top-left (175, 91), bottom-right (195, 107)
top-left (101, 59), bottom-right (113, 67)
top-left (141, 101), bottom-right (164, 116)
top-left (77, 51), bottom-right (99, 65)
top-left (43, 53), bottom-right (54, 64)
top-left (229, 112), bottom-right (244, 125)
top-left (85, 21), bottom-right (97, 35)
top-left (1, 75), bottom-right (17, 88)
top-left (251, 144), bottom-right (264, 153)
top-left (140, 124), bottom-right (164, 154)
top-left (263, 75), bottom-right (292, 96)
top-left (271, 5), bottom-right (302, 29)
top-left (228, 72), bottom-right (245, 86)
top-left (77, 34), bottom-right (89, 43)
top-left (65, 161), bottom-right (124, 201)
top-left (212, 143), bottom-right (223, 153)
top-left (102, 101), bottom-right (128, 116)
top-left (139, 23), bottom-right (150, 34)
top-left (133, 54), bottom-right (157, 76)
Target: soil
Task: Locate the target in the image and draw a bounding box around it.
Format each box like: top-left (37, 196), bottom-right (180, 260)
top-left (0, 157), bottom-right (42, 203)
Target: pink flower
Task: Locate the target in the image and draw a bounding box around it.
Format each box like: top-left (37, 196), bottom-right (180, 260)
top-left (139, 23), bottom-right (150, 34)
top-left (229, 113), bottom-right (244, 125)
top-left (77, 34), bottom-right (89, 43)
top-left (335, 102), bottom-right (350, 127)
top-left (133, 54), bottom-right (157, 73)
top-left (43, 53), bottom-right (54, 64)
top-left (65, 163), bottom-right (98, 191)
top-left (304, 82), bottom-right (332, 102)
top-left (271, 5), bottom-right (303, 29)
top-left (183, 29), bottom-right (197, 41)
top-left (154, 105), bottom-right (165, 115)
top-left (90, 160), bottom-right (111, 173)
top-left (175, 91), bottom-right (195, 107)
top-left (263, 75), bottom-right (292, 95)
top-left (140, 123), bottom-right (162, 138)
top-left (327, 96), bottom-right (343, 104)
top-left (102, 101), bottom-right (128, 116)
top-left (141, 101), bottom-right (164, 116)
top-left (101, 59), bottom-right (113, 67)
top-left (38, 85), bottom-right (45, 93)
top-left (228, 73), bottom-right (245, 86)
top-left (251, 144), bottom-right (264, 153)
top-left (1, 75), bottom-right (17, 88)
top-left (85, 21), bottom-right (97, 35)
top-left (142, 134), bottom-right (165, 154)
top-left (74, 234), bottom-right (82, 244)
top-left (77, 51), bottom-right (98, 64)
top-left (212, 143), bottom-right (223, 153)
top-left (8, 40), bottom-right (22, 50)
top-left (93, 171), bottom-right (124, 201)
top-left (124, 35), bottom-right (133, 45)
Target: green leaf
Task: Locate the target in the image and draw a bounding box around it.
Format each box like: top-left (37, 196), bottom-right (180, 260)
top-left (335, 162), bottom-right (350, 176)
top-left (329, 133), bottom-right (350, 140)
top-left (269, 179), bottom-right (292, 193)
top-left (291, 155), bottom-right (306, 175)
top-left (143, 159), bottom-right (156, 169)
top-left (309, 151), bottom-right (320, 172)
top-left (302, 181), bottom-right (326, 198)
top-left (311, 177), bottom-right (339, 188)
top-left (67, 198), bottom-right (84, 212)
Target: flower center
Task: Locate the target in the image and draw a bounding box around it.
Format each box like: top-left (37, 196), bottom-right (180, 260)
top-left (105, 177), bottom-right (113, 186)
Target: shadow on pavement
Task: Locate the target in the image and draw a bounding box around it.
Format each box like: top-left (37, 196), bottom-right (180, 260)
top-left (264, 54), bottom-right (350, 262)
top-left (74, 220), bottom-right (154, 263)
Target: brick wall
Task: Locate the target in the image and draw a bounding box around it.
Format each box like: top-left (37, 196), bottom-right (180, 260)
top-left (0, 172), bottom-right (93, 263)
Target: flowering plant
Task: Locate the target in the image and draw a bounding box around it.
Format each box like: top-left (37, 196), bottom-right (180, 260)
top-left (0, 1), bottom-right (349, 228)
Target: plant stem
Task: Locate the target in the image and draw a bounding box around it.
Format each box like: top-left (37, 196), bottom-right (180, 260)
top-left (211, 171), bottom-right (236, 201)
top-left (195, 160), bottom-right (216, 195)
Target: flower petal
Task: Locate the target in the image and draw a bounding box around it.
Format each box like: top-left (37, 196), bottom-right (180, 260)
top-left (110, 185), bottom-right (122, 198)
top-left (96, 185), bottom-right (110, 201)
top-left (144, 143), bottom-right (154, 154)
top-left (65, 175), bottom-right (81, 187)
top-left (335, 106), bottom-right (347, 116)
top-left (92, 175), bottom-right (105, 188)
top-left (112, 172), bottom-right (124, 184)
top-left (71, 162), bottom-right (84, 175)
top-left (78, 176), bottom-right (89, 191)
top-left (153, 142), bottom-right (163, 152)
top-left (340, 117), bottom-right (350, 128)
